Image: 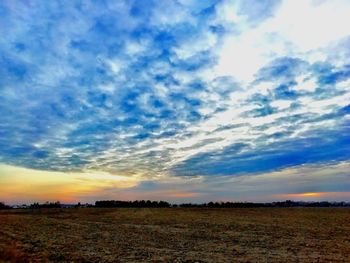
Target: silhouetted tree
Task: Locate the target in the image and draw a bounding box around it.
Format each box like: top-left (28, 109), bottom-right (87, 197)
top-left (30, 201), bottom-right (61, 208)
top-left (93, 200), bottom-right (349, 208)
top-left (0, 202), bottom-right (11, 209)
top-left (95, 200), bottom-right (171, 208)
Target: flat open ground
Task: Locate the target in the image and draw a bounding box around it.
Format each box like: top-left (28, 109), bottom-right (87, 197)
top-left (0, 208), bottom-right (349, 262)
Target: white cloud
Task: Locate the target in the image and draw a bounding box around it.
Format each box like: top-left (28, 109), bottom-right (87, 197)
top-left (270, 100), bottom-right (292, 110)
top-left (273, 0), bottom-right (350, 52)
top-left (215, 0), bottom-right (350, 83)
top-left (294, 74), bottom-right (317, 92)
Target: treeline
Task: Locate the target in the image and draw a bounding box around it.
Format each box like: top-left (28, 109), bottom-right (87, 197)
top-left (29, 201), bottom-right (62, 208)
top-left (177, 200), bottom-right (350, 208)
top-left (1, 200), bottom-right (350, 209)
top-left (0, 202), bottom-right (11, 209)
top-left (95, 200), bottom-right (350, 208)
top-left (95, 200), bottom-right (171, 208)
top-left (272, 200), bottom-right (350, 207)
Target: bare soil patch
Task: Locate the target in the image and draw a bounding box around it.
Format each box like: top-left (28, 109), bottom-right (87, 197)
top-left (0, 208), bottom-right (349, 262)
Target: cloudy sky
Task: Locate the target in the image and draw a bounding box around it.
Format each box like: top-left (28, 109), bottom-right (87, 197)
top-left (1, 0), bottom-right (349, 204)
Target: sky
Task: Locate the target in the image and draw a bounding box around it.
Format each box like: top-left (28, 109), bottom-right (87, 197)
top-left (0, 0), bottom-right (350, 204)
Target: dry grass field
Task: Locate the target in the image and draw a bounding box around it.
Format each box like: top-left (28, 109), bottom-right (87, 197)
top-left (0, 208), bottom-right (349, 262)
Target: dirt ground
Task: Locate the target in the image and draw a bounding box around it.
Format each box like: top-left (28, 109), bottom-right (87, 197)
top-left (0, 208), bottom-right (349, 262)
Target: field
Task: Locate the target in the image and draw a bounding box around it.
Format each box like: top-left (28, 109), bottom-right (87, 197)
top-left (0, 208), bottom-right (349, 262)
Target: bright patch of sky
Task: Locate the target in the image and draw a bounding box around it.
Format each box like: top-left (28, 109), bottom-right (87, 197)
top-left (0, 0), bottom-right (349, 202)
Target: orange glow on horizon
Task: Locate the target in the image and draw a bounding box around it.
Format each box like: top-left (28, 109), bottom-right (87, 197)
top-left (273, 191), bottom-right (350, 200)
top-left (0, 164), bottom-right (140, 204)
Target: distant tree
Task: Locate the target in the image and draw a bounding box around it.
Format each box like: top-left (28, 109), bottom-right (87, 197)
top-left (29, 201), bottom-right (61, 208)
top-left (0, 202), bottom-right (11, 209)
top-left (95, 200), bottom-right (171, 208)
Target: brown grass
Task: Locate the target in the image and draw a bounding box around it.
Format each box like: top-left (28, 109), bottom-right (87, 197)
top-left (0, 208), bottom-right (349, 262)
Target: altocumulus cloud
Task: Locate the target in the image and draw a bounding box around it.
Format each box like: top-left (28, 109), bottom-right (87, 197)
top-left (0, 0), bottom-right (350, 201)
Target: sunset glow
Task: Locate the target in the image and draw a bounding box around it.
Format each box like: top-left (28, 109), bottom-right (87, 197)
top-left (274, 192), bottom-right (350, 200)
top-left (0, 164), bottom-right (139, 204)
